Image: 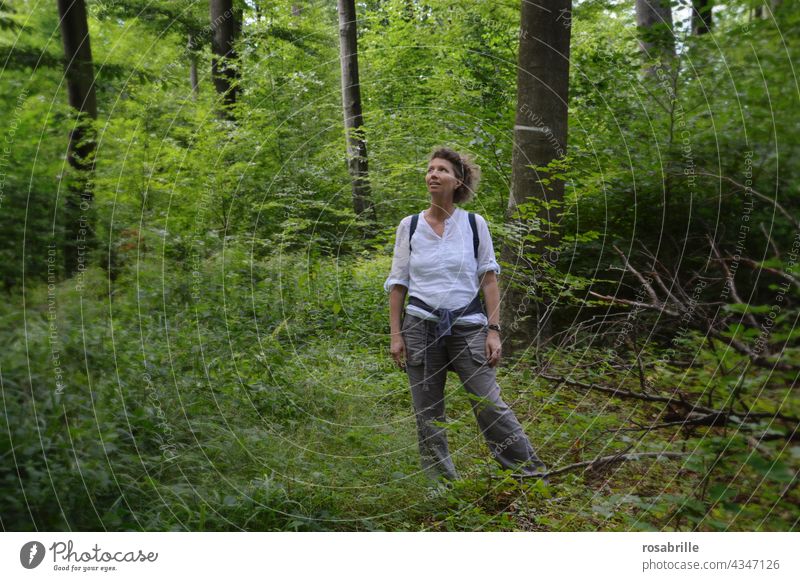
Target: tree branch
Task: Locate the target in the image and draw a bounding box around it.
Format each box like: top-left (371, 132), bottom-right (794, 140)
top-left (537, 371), bottom-right (800, 423)
top-left (513, 451), bottom-right (688, 479)
top-left (692, 170), bottom-right (800, 230)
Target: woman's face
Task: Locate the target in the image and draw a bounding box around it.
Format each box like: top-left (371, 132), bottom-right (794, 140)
top-left (425, 157), bottom-right (461, 198)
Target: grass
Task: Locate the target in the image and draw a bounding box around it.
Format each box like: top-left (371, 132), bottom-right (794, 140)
top-left (1, 249), bottom-right (797, 531)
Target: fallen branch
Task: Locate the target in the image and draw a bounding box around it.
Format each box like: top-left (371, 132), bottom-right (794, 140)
top-left (540, 370), bottom-right (713, 411)
top-left (586, 290), bottom-right (679, 317)
top-left (612, 244), bottom-right (661, 306)
top-left (723, 256), bottom-right (800, 291)
top-left (514, 451), bottom-right (688, 479)
top-left (691, 170), bottom-right (800, 230)
top-left (616, 412), bottom-right (738, 431)
top-left (616, 417), bottom-right (800, 440)
top-left (585, 290), bottom-right (794, 371)
top-left (586, 241), bottom-right (798, 372)
top-left (537, 372), bottom-right (800, 424)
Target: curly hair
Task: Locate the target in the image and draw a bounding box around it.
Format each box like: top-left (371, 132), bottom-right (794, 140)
top-left (428, 147), bottom-right (481, 204)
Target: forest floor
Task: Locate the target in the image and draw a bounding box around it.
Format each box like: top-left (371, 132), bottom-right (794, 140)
top-left (2, 252), bottom-right (797, 531)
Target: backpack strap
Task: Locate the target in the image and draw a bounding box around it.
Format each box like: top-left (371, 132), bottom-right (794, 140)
top-left (408, 214), bottom-right (419, 253)
top-left (468, 212), bottom-right (479, 260)
top-left (409, 212), bottom-right (479, 259)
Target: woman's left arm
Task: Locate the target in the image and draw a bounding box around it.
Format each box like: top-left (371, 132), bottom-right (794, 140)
top-left (480, 271), bottom-right (502, 367)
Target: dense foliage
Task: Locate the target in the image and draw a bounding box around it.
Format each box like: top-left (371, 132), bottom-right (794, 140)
top-left (1, 0), bottom-right (797, 531)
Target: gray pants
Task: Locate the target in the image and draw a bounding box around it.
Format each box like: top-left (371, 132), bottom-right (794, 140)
top-left (402, 313), bottom-right (547, 482)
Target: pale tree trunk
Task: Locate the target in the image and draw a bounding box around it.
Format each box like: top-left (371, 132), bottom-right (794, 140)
top-left (691, 0), bottom-right (713, 36)
top-left (188, 34), bottom-right (199, 98)
top-left (57, 0), bottom-right (98, 278)
top-left (209, 0), bottom-right (238, 117)
top-left (337, 0), bottom-right (376, 224)
top-left (756, 1), bottom-right (783, 19)
top-left (501, 0), bottom-right (572, 352)
top-left (635, 0), bottom-right (675, 76)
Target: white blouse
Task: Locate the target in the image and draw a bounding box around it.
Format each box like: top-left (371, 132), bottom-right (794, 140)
top-left (383, 207), bottom-right (501, 326)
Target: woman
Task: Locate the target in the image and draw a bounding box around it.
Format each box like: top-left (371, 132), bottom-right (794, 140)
top-left (384, 146), bottom-right (547, 483)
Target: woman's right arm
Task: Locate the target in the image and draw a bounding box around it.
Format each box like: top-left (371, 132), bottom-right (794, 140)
top-left (389, 284), bottom-right (407, 368)
top-left (385, 218), bottom-right (411, 368)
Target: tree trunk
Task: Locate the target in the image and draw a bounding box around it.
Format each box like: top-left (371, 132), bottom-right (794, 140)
top-left (337, 0), bottom-right (376, 224)
top-left (755, 1), bottom-right (782, 18)
top-left (57, 0), bottom-right (98, 278)
top-left (635, 0), bottom-right (675, 76)
top-left (501, 0), bottom-right (572, 352)
top-left (691, 0), bottom-right (712, 36)
top-left (188, 34), bottom-right (199, 98)
top-left (209, 0), bottom-right (238, 116)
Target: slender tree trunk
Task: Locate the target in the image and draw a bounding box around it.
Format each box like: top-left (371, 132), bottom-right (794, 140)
top-left (501, 0), bottom-right (572, 352)
top-left (188, 34), bottom-right (199, 98)
top-left (691, 0), bottom-right (713, 36)
top-left (209, 0), bottom-right (238, 117)
top-left (57, 0), bottom-right (98, 278)
top-left (233, 5), bottom-right (242, 43)
top-left (755, 1), bottom-right (782, 18)
top-left (337, 0), bottom-right (376, 224)
top-left (635, 0), bottom-right (675, 76)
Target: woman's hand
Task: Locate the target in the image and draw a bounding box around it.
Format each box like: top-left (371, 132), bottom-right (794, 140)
top-left (479, 271), bottom-right (502, 367)
top-left (485, 330), bottom-right (502, 367)
top-left (390, 334), bottom-right (407, 369)
top-left (389, 285), bottom-right (408, 369)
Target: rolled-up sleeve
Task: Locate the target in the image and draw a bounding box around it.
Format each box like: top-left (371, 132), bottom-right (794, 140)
top-left (383, 217), bottom-right (411, 292)
top-left (476, 214), bottom-right (501, 277)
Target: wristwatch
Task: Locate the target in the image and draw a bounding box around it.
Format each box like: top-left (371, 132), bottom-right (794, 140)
top-left (487, 324), bottom-right (501, 333)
